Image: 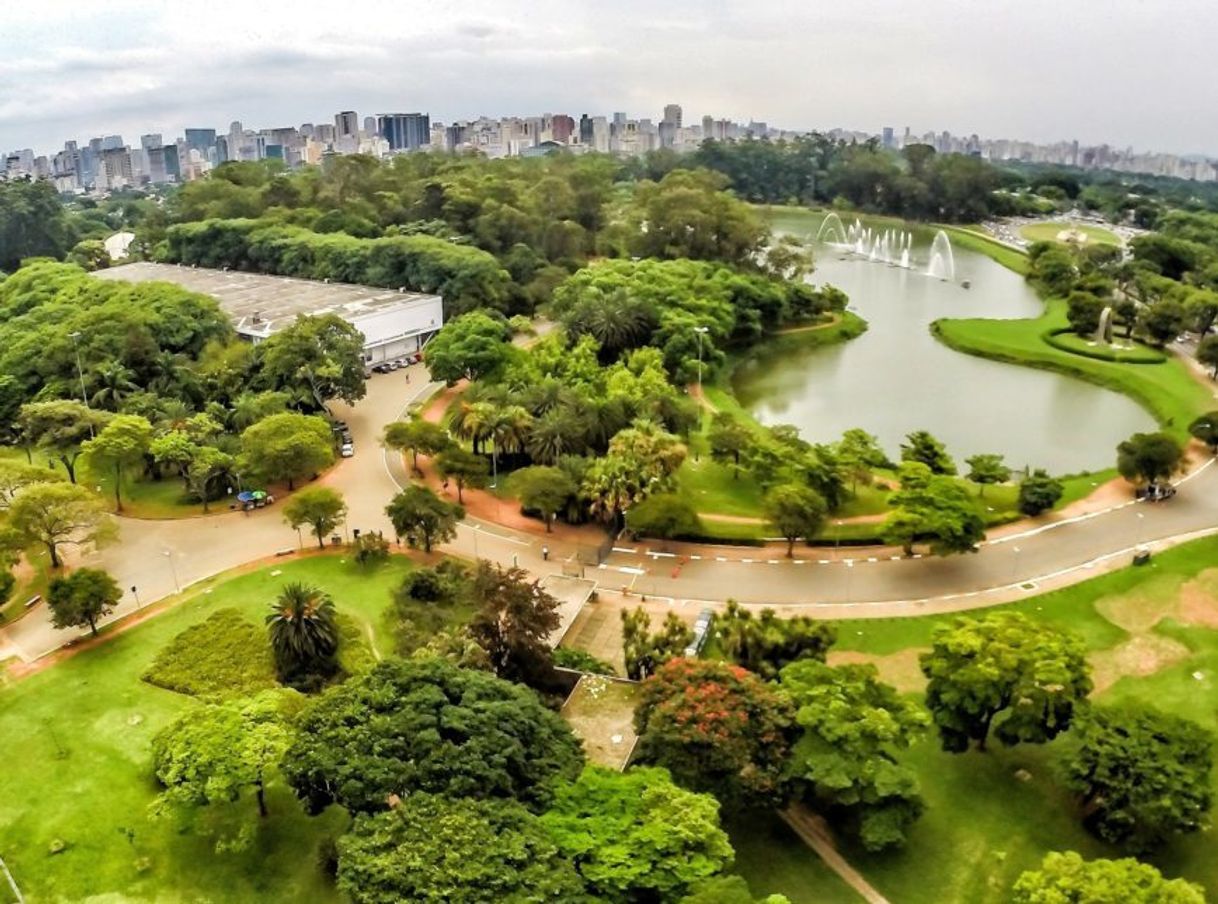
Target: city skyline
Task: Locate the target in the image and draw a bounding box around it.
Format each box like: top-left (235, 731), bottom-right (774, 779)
top-left (3, 0), bottom-right (1217, 158)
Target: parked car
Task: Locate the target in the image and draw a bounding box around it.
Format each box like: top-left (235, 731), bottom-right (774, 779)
top-left (340, 442), bottom-right (355, 458)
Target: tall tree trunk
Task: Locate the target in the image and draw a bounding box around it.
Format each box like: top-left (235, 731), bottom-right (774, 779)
top-left (786, 537), bottom-right (795, 558)
top-left (456, 482), bottom-right (464, 504)
top-left (256, 780), bottom-right (268, 818)
top-left (316, 528), bottom-right (326, 550)
top-left (48, 542), bottom-right (61, 569)
top-left (114, 463), bottom-right (123, 513)
top-left (61, 454), bottom-right (77, 484)
top-left (544, 513), bottom-right (552, 533)
top-left (88, 614), bottom-right (98, 636)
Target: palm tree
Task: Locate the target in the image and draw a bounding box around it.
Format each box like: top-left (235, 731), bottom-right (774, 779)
top-left (90, 362), bottom-right (139, 410)
top-left (526, 406), bottom-right (586, 464)
top-left (265, 583), bottom-right (339, 683)
top-left (449, 400), bottom-right (497, 455)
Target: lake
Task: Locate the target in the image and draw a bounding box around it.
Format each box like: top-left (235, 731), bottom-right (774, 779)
top-left (731, 212), bottom-right (1156, 473)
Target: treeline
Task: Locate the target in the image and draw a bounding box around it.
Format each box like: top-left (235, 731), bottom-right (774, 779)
top-left (160, 219), bottom-right (514, 317)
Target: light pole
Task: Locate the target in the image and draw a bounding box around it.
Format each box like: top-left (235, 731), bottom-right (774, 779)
top-left (835, 520), bottom-right (843, 557)
top-left (1135, 511), bottom-right (1145, 547)
top-left (693, 326), bottom-right (709, 392)
top-left (844, 559), bottom-right (854, 603)
top-left (162, 550), bottom-right (180, 594)
top-left (471, 523), bottom-right (481, 560)
top-left (131, 585), bottom-right (141, 610)
top-left (68, 331), bottom-right (95, 437)
top-left (1011, 546), bottom-right (1021, 585)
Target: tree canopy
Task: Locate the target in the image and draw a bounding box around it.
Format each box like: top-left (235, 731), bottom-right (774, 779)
top-left (1012, 852), bottom-right (1205, 904)
top-left (282, 658), bottom-right (583, 815)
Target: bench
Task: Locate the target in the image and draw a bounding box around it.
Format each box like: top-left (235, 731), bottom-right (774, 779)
top-left (24, 594), bottom-right (41, 609)
top-left (275, 548), bottom-right (295, 557)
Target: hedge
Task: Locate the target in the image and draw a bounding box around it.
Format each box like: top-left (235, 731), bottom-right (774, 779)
top-left (1041, 328), bottom-right (1166, 364)
top-left (159, 219), bottom-right (513, 317)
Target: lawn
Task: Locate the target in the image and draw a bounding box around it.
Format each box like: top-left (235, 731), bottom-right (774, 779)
top-left (1019, 221), bottom-right (1121, 247)
top-left (0, 553), bottom-right (418, 903)
top-left (730, 534), bottom-right (1218, 903)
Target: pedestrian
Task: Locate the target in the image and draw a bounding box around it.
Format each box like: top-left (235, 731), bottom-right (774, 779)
top-left (405, 371), bottom-right (410, 383)
top-left (542, 545), bottom-right (549, 561)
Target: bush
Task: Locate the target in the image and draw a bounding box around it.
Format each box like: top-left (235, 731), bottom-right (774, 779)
top-left (335, 613), bottom-right (377, 677)
top-left (0, 570), bottom-right (15, 608)
top-left (142, 609), bottom-right (277, 699)
top-left (352, 532), bottom-right (390, 567)
top-left (552, 647), bottom-right (618, 676)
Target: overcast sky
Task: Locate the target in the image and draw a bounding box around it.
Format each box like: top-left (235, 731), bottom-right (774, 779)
top-left (2, 0), bottom-right (1214, 156)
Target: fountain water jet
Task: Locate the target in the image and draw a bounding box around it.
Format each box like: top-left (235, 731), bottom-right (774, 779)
top-left (816, 212), bottom-right (849, 245)
top-left (926, 230), bottom-right (956, 281)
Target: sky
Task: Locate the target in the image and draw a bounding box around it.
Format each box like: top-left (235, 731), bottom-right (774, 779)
top-left (2, 0), bottom-right (1215, 157)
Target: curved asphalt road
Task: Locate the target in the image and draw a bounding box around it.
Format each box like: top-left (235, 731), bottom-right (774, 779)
top-left (4, 363), bottom-right (1218, 662)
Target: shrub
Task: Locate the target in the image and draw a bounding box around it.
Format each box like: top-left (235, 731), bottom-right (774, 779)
top-left (142, 609), bottom-right (277, 699)
top-left (552, 647), bottom-right (618, 676)
top-left (0, 570), bottom-right (15, 607)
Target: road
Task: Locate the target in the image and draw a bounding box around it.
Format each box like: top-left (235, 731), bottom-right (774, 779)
top-left (5, 361), bottom-right (1218, 662)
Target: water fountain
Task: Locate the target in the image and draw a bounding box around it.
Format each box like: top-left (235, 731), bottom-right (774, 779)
top-left (815, 212), bottom-right (849, 245)
top-left (1094, 306), bottom-right (1115, 345)
top-left (926, 230), bottom-right (956, 281)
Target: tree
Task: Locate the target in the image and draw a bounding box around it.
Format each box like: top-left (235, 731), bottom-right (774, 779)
top-left (384, 484), bottom-right (464, 552)
top-left (81, 414), bottom-right (153, 512)
top-left (541, 766), bottom-right (734, 901)
top-left (282, 658), bottom-right (583, 815)
top-left (8, 481), bottom-right (113, 568)
top-left (240, 412), bottom-right (334, 490)
top-left (1062, 704), bottom-right (1213, 852)
top-left (626, 492), bottom-right (702, 541)
top-left (680, 876), bottom-right (791, 904)
top-left (1116, 431), bottom-right (1184, 486)
top-left (382, 417), bottom-right (451, 475)
top-left (1012, 852), bottom-right (1205, 904)
top-left (467, 561), bottom-right (561, 684)
top-left (965, 453), bottom-right (1010, 497)
top-left (89, 361), bottom-right (139, 410)
top-left (337, 794), bottom-right (589, 904)
top-left (920, 612), bottom-right (1092, 752)
top-left (882, 462), bottom-right (985, 556)
top-left (781, 660), bottom-right (929, 850)
top-left (1018, 469), bottom-right (1064, 516)
top-left (1066, 291), bottom-right (1106, 336)
top-left (1197, 334), bottom-right (1218, 378)
top-left (511, 465), bottom-right (576, 532)
top-left (836, 428), bottom-right (887, 493)
top-left (434, 445), bottom-right (489, 503)
top-left (900, 430), bottom-right (955, 475)
top-left (46, 567), bottom-right (121, 636)
top-left (1188, 410), bottom-right (1218, 452)
top-left (717, 600), bottom-right (836, 679)
top-left (1138, 298), bottom-right (1187, 346)
top-left (152, 690), bottom-right (301, 824)
top-left (265, 582), bottom-right (340, 686)
top-left (634, 658), bottom-right (796, 809)
top-left (258, 313), bottom-right (366, 406)
top-left (0, 178), bottom-right (73, 271)
top-left (17, 400), bottom-right (109, 483)
top-left (621, 607), bottom-right (696, 681)
top-left (184, 446), bottom-right (235, 513)
top-left (0, 460), bottom-right (61, 507)
top-left (765, 484), bottom-right (827, 557)
top-left (282, 486), bottom-right (347, 550)
top-left (423, 311), bottom-right (512, 384)
top-left (708, 413), bottom-right (752, 479)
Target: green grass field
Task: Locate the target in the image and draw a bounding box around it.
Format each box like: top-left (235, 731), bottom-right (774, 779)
top-left (1019, 221), bottom-right (1121, 247)
top-left (733, 535), bottom-right (1218, 903)
top-left (0, 554), bottom-right (417, 903)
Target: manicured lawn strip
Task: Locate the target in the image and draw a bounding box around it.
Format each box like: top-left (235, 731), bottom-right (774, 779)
top-left (1019, 221), bottom-right (1120, 247)
top-left (933, 299), bottom-right (1213, 441)
top-left (731, 534), bottom-right (1218, 903)
top-left (0, 554), bottom-right (414, 903)
top-left (938, 225), bottom-right (1030, 275)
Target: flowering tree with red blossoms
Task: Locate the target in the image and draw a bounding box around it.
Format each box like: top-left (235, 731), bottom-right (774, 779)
top-left (633, 658), bottom-right (796, 810)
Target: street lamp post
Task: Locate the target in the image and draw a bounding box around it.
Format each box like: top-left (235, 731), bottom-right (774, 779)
top-left (844, 559), bottom-right (854, 604)
top-left (835, 520), bottom-right (843, 557)
top-left (68, 331), bottom-right (95, 437)
top-left (472, 523), bottom-right (481, 561)
top-left (1135, 511), bottom-right (1145, 547)
top-left (693, 326), bottom-right (709, 391)
top-left (1011, 546), bottom-right (1021, 585)
top-left (131, 585), bottom-right (141, 610)
top-left (162, 550), bottom-right (180, 594)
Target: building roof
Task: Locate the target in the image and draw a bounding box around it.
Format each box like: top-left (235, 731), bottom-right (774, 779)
top-left (93, 262), bottom-right (442, 342)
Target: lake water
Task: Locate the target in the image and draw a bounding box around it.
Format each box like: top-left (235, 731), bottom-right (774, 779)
top-left (731, 215), bottom-right (1156, 473)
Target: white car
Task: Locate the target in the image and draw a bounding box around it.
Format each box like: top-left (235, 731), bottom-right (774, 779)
top-left (340, 442), bottom-right (354, 458)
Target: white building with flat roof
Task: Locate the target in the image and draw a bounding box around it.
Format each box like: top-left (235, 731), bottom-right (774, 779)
top-left (94, 262), bottom-right (443, 364)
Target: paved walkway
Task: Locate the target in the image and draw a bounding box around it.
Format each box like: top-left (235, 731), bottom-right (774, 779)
top-left (7, 359), bottom-right (1218, 663)
top-left (781, 805), bottom-right (889, 904)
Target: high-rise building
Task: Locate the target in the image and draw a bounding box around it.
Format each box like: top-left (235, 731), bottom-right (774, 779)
top-left (662, 103), bottom-right (682, 128)
top-left (552, 114), bottom-right (575, 143)
top-left (882, 127), bottom-right (894, 149)
top-left (140, 134), bottom-right (163, 150)
top-left (578, 114), bottom-right (594, 146)
top-left (184, 128), bottom-right (217, 155)
top-left (335, 110), bottom-right (359, 138)
top-left (377, 113), bottom-right (430, 151)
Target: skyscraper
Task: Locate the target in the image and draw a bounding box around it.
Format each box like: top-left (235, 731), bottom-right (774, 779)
top-left (377, 113), bottom-right (431, 151)
top-left (184, 128), bottom-right (217, 155)
top-left (335, 111), bottom-right (359, 138)
top-left (662, 104), bottom-right (682, 128)
top-left (551, 114), bottom-right (575, 143)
